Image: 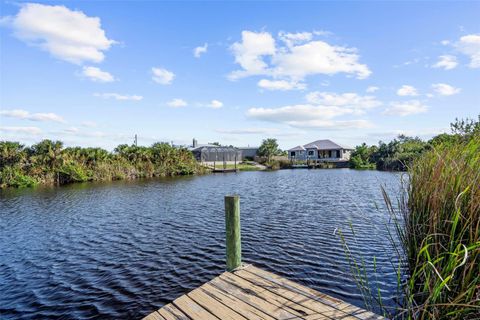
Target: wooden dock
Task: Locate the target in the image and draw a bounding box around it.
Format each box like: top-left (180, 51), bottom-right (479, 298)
top-left (143, 264), bottom-right (384, 320)
top-left (142, 196), bottom-right (385, 320)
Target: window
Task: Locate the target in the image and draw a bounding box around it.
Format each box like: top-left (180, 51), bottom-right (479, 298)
top-left (290, 151), bottom-right (295, 157)
top-left (308, 150), bottom-right (314, 156)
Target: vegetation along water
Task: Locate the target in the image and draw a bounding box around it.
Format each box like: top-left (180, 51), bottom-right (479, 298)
top-left (341, 116), bottom-right (480, 319)
top-left (0, 141), bottom-right (204, 188)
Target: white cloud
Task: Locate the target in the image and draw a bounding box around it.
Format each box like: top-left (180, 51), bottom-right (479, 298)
top-left (56, 128), bottom-right (108, 138)
top-left (64, 126), bottom-right (79, 133)
top-left (94, 93), bottom-right (143, 101)
top-left (167, 98), bottom-right (188, 108)
top-left (246, 90), bottom-right (380, 130)
top-left (193, 43), bottom-right (208, 58)
top-left (432, 55), bottom-right (458, 70)
top-left (81, 121), bottom-right (97, 128)
top-left (152, 67), bottom-right (175, 85)
top-left (456, 34), bottom-right (480, 68)
top-left (402, 58), bottom-right (421, 66)
top-left (0, 126), bottom-right (42, 135)
top-left (366, 86), bottom-right (379, 93)
top-left (257, 79), bottom-right (306, 91)
top-left (82, 66), bottom-right (115, 82)
top-left (247, 104), bottom-right (350, 122)
top-left (273, 41), bottom-right (371, 80)
top-left (3, 3), bottom-right (115, 64)
top-left (246, 104), bottom-right (372, 129)
top-left (278, 31), bottom-right (313, 47)
top-left (305, 92), bottom-right (382, 111)
top-left (229, 31), bottom-right (276, 79)
top-left (229, 30), bottom-right (371, 82)
top-left (313, 30), bottom-right (333, 37)
top-left (287, 119), bottom-right (373, 129)
top-left (396, 85), bottom-right (418, 96)
top-left (431, 83), bottom-right (461, 96)
top-left (383, 100), bottom-right (428, 116)
top-left (0, 109), bottom-right (65, 122)
top-left (215, 128), bottom-right (279, 135)
top-left (207, 100), bottom-right (223, 109)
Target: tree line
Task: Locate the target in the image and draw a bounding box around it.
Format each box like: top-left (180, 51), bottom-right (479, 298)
top-left (1, 116), bottom-right (478, 188)
top-left (0, 140), bottom-right (203, 188)
top-left (349, 116), bottom-right (480, 171)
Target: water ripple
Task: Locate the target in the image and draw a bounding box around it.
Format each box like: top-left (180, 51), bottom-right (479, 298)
top-left (0, 169), bottom-right (401, 319)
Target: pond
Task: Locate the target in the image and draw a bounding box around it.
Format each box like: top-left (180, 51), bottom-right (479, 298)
top-left (0, 169), bottom-right (402, 319)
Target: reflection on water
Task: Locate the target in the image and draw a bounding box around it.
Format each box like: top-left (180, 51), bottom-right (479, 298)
top-left (0, 169), bottom-right (401, 319)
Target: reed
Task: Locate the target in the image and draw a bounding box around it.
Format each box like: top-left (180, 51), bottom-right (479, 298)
top-left (340, 134), bottom-right (480, 319)
top-left (394, 134), bottom-right (480, 319)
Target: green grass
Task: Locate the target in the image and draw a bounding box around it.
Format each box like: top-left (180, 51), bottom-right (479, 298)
top-left (212, 163), bottom-right (264, 171)
top-left (393, 135), bottom-right (480, 319)
top-left (339, 134), bottom-right (480, 319)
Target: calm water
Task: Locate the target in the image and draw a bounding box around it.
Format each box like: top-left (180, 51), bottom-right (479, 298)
top-left (1, 169), bottom-right (402, 319)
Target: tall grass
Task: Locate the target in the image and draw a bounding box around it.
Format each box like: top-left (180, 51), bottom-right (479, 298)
top-left (394, 135), bottom-right (480, 319)
top-left (340, 135), bottom-right (480, 319)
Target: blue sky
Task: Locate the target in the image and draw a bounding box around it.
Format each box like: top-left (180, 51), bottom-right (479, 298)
top-left (1, 1), bottom-right (479, 150)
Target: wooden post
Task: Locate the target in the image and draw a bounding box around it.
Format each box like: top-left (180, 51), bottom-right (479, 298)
top-left (225, 195), bottom-right (241, 271)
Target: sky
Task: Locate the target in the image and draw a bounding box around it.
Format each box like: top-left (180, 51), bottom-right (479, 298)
top-left (0, 1), bottom-right (479, 150)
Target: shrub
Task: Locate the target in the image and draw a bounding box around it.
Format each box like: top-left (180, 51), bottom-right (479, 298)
top-left (57, 163), bottom-right (89, 184)
top-left (0, 166), bottom-right (38, 188)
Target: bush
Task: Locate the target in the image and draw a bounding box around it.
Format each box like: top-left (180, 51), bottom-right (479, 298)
top-left (0, 140), bottom-right (203, 188)
top-left (0, 166), bottom-right (38, 188)
top-left (58, 163), bottom-right (89, 184)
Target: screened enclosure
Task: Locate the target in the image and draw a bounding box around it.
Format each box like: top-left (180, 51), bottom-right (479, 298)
top-left (191, 146), bottom-right (242, 162)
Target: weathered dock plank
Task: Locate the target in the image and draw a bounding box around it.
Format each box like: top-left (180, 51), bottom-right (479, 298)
top-left (142, 197), bottom-right (385, 320)
top-left (243, 265), bottom-right (383, 320)
top-left (158, 304), bottom-right (189, 320)
top-left (142, 264), bottom-right (385, 320)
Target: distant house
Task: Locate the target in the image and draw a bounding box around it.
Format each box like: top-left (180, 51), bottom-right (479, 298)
top-left (189, 139), bottom-right (241, 162)
top-left (288, 139), bottom-right (353, 161)
top-left (237, 147), bottom-right (259, 160)
top-left (190, 145), bottom-right (241, 162)
top-left (188, 139), bottom-right (257, 162)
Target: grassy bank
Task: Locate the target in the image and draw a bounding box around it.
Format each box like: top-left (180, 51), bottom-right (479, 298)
top-left (217, 162), bottom-right (265, 171)
top-left (0, 140), bottom-right (205, 188)
top-left (342, 124), bottom-right (480, 318)
top-left (394, 135), bottom-right (480, 319)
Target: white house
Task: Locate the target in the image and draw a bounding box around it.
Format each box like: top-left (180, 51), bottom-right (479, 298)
top-left (288, 139), bottom-right (353, 162)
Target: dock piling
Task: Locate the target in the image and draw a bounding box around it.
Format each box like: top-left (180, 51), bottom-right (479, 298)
top-left (224, 195), bottom-right (241, 271)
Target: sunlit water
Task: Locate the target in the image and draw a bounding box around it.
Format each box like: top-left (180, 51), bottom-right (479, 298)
top-left (0, 169), bottom-right (402, 319)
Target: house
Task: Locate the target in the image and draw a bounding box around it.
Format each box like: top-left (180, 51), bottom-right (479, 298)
top-left (190, 145), bottom-right (242, 162)
top-left (188, 139), bottom-right (257, 162)
top-left (288, 139), bottom-right (353, 162)
top-left (237, 147), bottom-right (259, 160)
top-left (189, 139), bottom-right (241, 162)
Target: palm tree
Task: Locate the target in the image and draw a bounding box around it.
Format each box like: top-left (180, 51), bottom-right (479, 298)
top-left (0, 141), bottom-right (26, 168)
top-left (258, 138), bottom-right (280, 162)
top-left (30, 140), bottom-right (64, 183)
